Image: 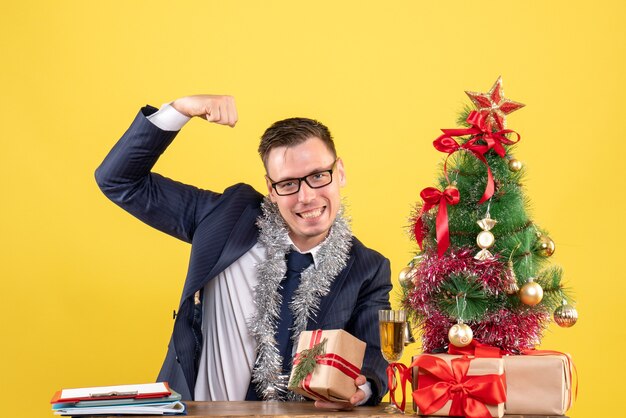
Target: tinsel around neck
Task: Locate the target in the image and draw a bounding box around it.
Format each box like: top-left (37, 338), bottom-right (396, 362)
top-left (248, 197), bottom-right (352, 401)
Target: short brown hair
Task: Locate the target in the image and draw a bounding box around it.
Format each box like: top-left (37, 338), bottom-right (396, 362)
top-left (258, 117), bottom-right (336, 167)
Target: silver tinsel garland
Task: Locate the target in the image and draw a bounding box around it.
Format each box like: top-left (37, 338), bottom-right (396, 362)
top-left (248, 198), bottom-right (352, 401)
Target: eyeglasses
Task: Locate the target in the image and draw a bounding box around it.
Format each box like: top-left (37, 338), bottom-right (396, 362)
top-left (268, 160), bottom-right (338, 196)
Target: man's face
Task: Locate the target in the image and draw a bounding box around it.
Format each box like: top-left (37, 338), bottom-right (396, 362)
top-left (265, 137), bottom-right (346, 252)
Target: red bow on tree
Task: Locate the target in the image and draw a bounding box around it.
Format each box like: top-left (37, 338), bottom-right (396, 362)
top-left (413, 186), bottom-right (460, 257)
top-left (411, 355), bottom-right (506, 418)
top-left (433, 111), bottom-right (520, 204)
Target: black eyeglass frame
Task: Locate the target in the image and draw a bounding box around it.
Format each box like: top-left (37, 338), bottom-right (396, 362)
top-left (267, 159), bottom-right (338, 196)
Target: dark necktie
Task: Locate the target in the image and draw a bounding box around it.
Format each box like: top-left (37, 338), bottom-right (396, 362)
top-left (245, 250), bottom-right (313, 400)
top-left (276, 250), bottom-right (314, 374)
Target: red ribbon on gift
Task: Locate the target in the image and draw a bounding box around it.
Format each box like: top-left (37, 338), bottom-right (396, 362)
top-left (413, 186), bottom-right (461, 257)
top-left (448, 339), bottom-right (507, 358)
top-left (293, 329), bottom-right (361, 402)
top-left (433, 111), bottom-right (521, 204)
top-left (410, 355), bottom-right (506, 418)
top-left (314, 354), bottom-right (360, 379)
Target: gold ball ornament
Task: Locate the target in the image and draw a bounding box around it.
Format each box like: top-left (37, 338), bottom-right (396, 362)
top-left (398, 266), bottom-right (416, 287)
top-left (508, 159), bottom-right (523, 172)
top-left (536, 235), bottom-right (556, 257)
top-left (554, 302), bottom-right (578, 328)
top-left (520, 279), bottom-right (544, 306)
top-left (448, 323), bottom-right (473, 347)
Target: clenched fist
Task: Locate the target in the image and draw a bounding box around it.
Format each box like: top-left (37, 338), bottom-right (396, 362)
top-left (171, 95), bottom-right (238, 127)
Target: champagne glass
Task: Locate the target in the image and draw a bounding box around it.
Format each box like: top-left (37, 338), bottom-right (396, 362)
top-left (379, 309), bottom-right (406, 414)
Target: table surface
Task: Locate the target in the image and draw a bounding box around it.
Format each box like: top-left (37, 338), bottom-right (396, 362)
top-left (86, 401), bottom-right (568, 418)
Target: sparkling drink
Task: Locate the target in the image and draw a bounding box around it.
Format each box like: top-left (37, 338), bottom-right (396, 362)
top-left (378, 310), bottom-right (406, 414)
top-left (379, 320), bottom-right (405, 362)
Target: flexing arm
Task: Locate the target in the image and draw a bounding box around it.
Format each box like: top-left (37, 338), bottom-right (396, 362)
top-left (95, 95), bottom-right (238, 242)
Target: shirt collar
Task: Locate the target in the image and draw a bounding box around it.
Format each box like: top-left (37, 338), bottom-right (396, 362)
top-left (286, 236), bottom-right (321, 269)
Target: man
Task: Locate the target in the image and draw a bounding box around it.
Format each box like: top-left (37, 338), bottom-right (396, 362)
top-left (95, 95), bottom-right (391, 408)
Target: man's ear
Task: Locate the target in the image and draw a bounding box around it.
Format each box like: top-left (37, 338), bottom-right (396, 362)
top-left (336, 158), bottom-right (347, 187)
top-left (265, 175), bottom-right (278, 203)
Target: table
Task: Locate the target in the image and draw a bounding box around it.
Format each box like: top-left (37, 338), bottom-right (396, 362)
top-left (91, 401), bottom-right (568, 417)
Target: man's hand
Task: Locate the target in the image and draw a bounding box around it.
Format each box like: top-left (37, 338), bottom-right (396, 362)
top-left (171, 95), bottom-right (238, 127)
top-left (314, 374), bottom-right (368, 410)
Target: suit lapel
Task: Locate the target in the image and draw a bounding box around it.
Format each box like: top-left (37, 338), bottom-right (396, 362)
top-left (312, 254), bottom-right (355, 326)
top-left (182, 203), bottom-right (261, 301)
top-left (214, 203), bottom-right (261, 273)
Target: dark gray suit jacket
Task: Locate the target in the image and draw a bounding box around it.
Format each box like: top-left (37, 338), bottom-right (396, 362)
top-left (95, 106), bottom-right (392, 404)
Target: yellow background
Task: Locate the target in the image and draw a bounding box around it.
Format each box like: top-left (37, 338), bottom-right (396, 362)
top-left (2, 1), bottom-right (624, 417)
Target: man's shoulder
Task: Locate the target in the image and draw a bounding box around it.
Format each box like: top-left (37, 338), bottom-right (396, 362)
top-left (344, 236), bottom-right (391, 285)
top-left (349, 236), bottom-right (388, 264)
top-left (194, 182), bottom-right (264, 224)
top-left (222, 182), bottom-right (265, 202)
top-left (208, 182), bottom-right (265, 212)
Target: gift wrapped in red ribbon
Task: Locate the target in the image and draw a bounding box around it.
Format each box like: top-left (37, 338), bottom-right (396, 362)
top-left (288, 329), bottom-right (364, 402)
top-left (411, 354), bottom-right (506, 418)
top-left (447, 340), bottom-right (576, 415)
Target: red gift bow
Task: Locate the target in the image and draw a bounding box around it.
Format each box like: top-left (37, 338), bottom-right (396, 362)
top-left (448, 340), bottom-right (578, 409)
top-left (433, 110), bottom-right (521, 204)
top-left (292, 329), bottom-right (361, 402)
top-left (410, 355), bottom-right (506, 418)
top-left (386, 362), bottom-right (409, 412)
top-left (413, 186), bottom-right (461, 257)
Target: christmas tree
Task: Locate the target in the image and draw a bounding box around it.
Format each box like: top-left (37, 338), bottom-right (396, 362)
top-left (401, 77), bottom-right (578, 354)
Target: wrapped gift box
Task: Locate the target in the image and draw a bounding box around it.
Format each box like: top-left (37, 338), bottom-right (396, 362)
top-left (411, 354), bottom-right (505, 417)
top-left (503, 353), bottom-right (574, 415)
top-left (288, 329), bottom-right (365, 402)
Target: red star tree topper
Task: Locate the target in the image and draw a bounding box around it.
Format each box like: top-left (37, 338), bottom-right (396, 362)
top-left (465, 76), bottom-right (525, 130)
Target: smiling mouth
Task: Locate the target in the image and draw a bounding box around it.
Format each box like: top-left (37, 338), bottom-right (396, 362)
top-left (297, 207), bottom-right (325, 219)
